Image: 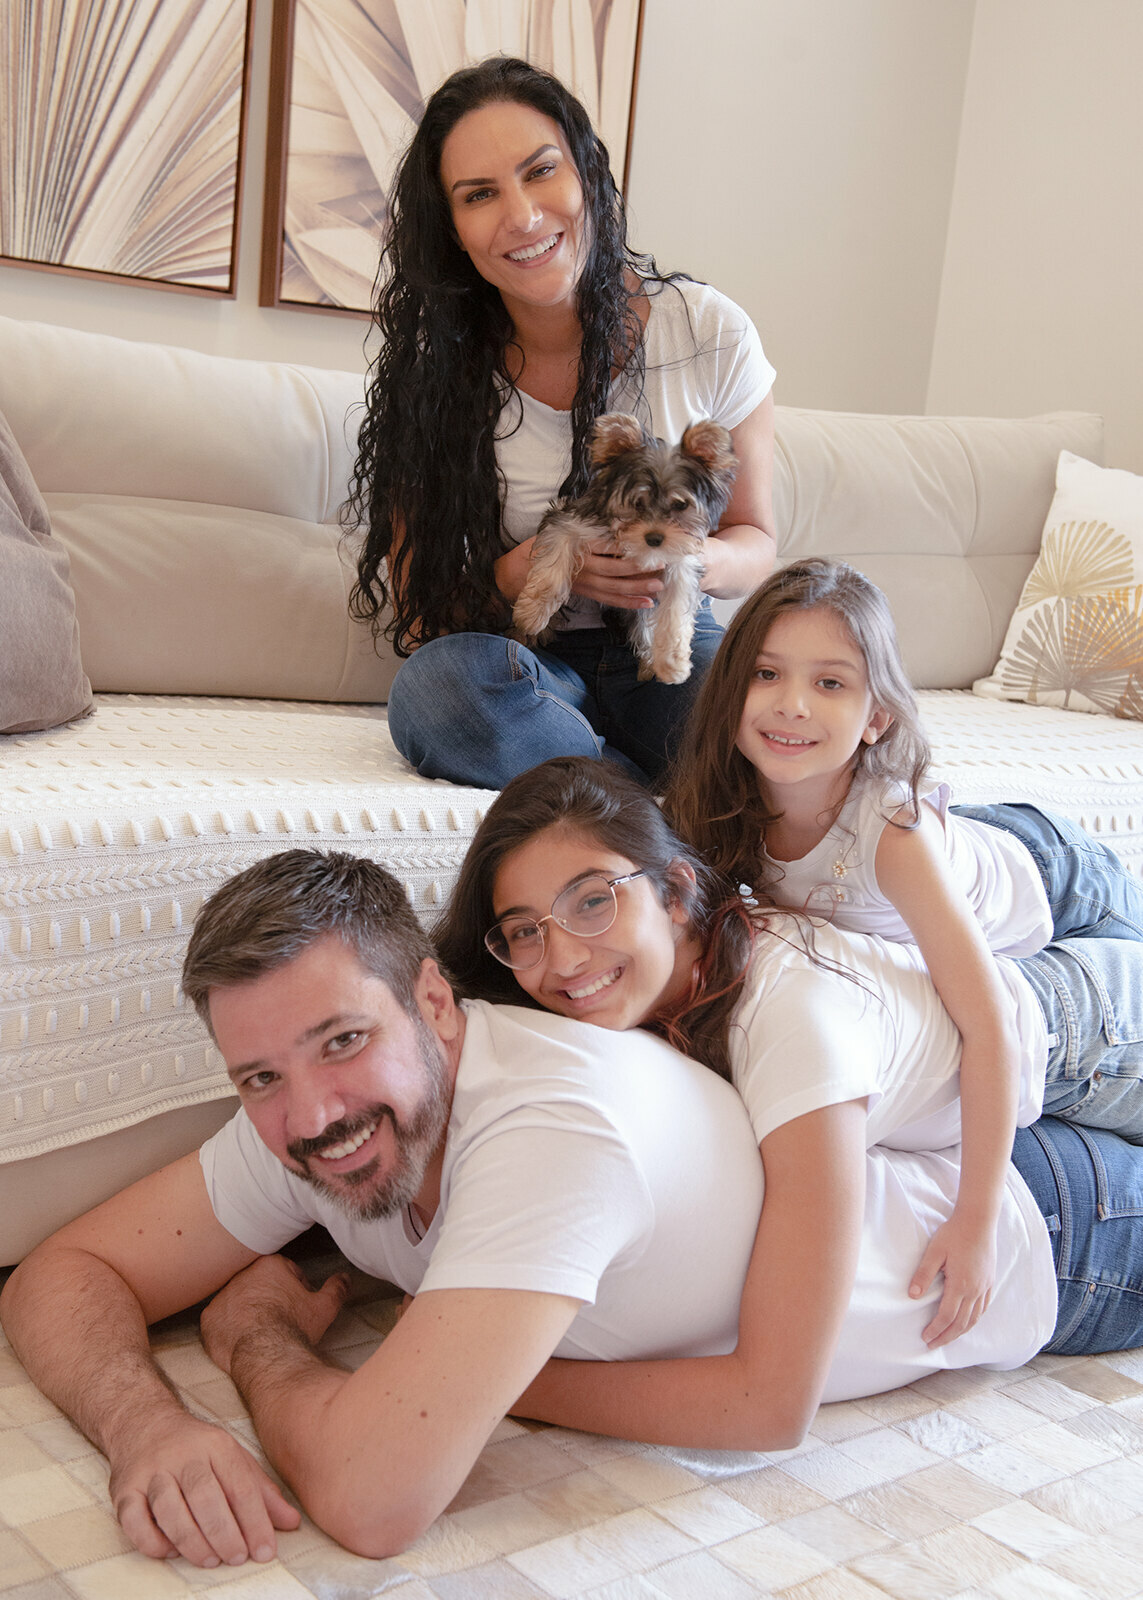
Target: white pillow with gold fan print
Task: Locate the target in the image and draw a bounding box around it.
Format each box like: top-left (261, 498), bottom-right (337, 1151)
top-left (974, 451), bottom-right (1143, 720)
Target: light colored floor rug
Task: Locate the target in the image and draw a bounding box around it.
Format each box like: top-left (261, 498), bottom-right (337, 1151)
top-left (4, 1266), bottom-right (1143, 1600)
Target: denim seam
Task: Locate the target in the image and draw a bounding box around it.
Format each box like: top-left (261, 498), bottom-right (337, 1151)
top-left (508, 640), bottom-right (604, 745)
top-left (1060, 940), bottom-right (1130, 1046)
top-left (1050, 1276), bottom-right (1143, 1355)
top-left (1073, 1123), bottom-right (1143, 1220)
top-left (1031, 951), bottom-right (1082, 1080)
top-left (1028, 1121), bottom-right (1091, 1351)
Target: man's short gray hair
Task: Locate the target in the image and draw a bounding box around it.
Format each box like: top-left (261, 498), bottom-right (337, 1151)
top-left (182, 850), bottom-right (439, 1029)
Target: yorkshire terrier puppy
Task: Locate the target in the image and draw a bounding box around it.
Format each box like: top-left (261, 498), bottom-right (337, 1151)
top-left (513, 413), bottom-right (738, 684)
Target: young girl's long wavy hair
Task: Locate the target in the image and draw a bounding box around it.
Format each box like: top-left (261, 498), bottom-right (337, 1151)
top-left (433, 756), bottom-right (754, 1080)
top-left (665, 558), bottom-right (931, 896)
top-left (344, 55), bottom-right (671, 655)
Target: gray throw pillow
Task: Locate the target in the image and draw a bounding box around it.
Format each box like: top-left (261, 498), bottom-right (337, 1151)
top-left (1, 408), bottom-right (93, 733)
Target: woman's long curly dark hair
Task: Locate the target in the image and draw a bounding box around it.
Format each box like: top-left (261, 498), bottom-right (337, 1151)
top-left (433, 756), bottom-right (755, 1081)
top-left (344, 56), bottom-right (668, 655)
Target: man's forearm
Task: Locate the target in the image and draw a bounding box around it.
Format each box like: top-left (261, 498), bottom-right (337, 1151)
top-left (225, 1319), bottom-right (351, 1512)
top-left (0, 1159), bottom-right (300, 1569)
top-left (1, 1247), bottom-right (192, 1457)
top-left (201, 1262), bottom-right (581, 1558)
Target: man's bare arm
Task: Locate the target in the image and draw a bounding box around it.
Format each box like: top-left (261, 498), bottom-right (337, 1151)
top-left (0, 1153), bottom-right (299, 1568)
top-left (200, 1254), bottom-right (580, 1558)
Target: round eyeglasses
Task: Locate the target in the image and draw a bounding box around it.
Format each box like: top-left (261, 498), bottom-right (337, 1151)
top-left (485, 871), bottom-right (648, 970)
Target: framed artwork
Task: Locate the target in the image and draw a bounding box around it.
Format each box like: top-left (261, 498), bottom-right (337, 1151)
top-left (0, 1), bottom-right (254, 296)
top-left (261, 0), bottom-right (646, 314)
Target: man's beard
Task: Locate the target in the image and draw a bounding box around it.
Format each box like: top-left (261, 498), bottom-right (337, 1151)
top-left (284, 1016), bottom-right (451, 1222)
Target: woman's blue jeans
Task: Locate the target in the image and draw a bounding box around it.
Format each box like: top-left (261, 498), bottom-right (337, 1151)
top-left (951, 802), bottom-right (1143, 943)
top-left (1012, 1118), bottom-right (1143, 1354)
top-left (387, 602), bottom-right (724, 789)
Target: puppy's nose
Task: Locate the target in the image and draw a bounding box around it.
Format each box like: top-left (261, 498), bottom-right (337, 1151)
top-left (644, 532), bottom-right (664, 548)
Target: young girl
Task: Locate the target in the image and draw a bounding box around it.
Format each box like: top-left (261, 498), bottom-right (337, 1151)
top-left (666, 556), bottom-right (1143, 1341)
top-left (434, 756), bottom-right (1143, 1447)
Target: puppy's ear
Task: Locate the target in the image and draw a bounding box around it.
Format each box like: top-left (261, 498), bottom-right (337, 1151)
top-left (680, 419), bottom-right (737, 478)
top-left (590, 412), bottom-right (649, 465)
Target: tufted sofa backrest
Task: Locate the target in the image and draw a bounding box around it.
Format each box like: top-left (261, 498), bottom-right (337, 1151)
top-left (0, 314), bottom-right (1103, 700)
top-left (764, 407), bottom-right (1104, 688)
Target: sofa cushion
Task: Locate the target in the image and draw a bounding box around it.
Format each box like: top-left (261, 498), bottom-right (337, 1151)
top-left (49, 495), bottom-right (394, 700)
top-left (0, 315), bottom-right (396, 703)
top-left (974, 452), bottom-right (1143, 718)
top-left (0, 696), bottom-right (494, 1163)
top-left (0, 410), bottom-right (93, 733)
top-left (759, 409), bottom-right (1105, 689)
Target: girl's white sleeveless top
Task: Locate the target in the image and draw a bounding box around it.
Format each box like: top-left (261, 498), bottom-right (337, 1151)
top-left (763, 776), bottom-right (1053, 957)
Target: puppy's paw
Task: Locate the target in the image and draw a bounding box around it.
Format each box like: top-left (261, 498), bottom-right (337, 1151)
top-left (650, 630), bottom-right (693, 684)
top-left (513, 587), bottom-right (560, 639)
top-left (648, 657), bottom-right (691, 685)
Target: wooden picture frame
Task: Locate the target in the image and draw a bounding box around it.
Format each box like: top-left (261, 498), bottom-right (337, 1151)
top-left (261, 0), bottom-right (646, 315)
top-left (0, 1), bottom-right (254, 296)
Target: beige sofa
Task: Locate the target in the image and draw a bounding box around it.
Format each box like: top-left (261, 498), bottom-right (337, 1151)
top-left (2, 313), bottom-right (1141, 1265)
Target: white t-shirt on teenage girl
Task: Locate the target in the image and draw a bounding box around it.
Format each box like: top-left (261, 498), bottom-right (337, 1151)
top-left (495, 277), bottom-right (775, 630)
top-left (765, 775), bottom-right (1053, 957)
top-left (731, 914), bottom-right (1048, 1151)
top-left (729, 925), bottom-right (1058, 1395)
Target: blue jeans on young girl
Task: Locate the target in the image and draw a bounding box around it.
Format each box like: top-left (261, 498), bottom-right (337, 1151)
top-left (1012, 1117), bottom-right (1143, 1353)
top-left (951, 802), bottom-right (1143, 943)
top-left (1018, 938), bottom-right (1143, 1140)
top-left (950, 804), bottom-right (1143, 1138)
top-left (387, 601), bottom-right (724, 789)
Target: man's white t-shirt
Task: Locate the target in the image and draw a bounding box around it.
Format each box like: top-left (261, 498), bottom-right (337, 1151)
top-left (200, 1001), bottom-right (763, 1361)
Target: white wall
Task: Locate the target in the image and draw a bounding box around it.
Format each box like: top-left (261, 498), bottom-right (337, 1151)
top-left (0, 0), bottom-right (973, 409)
top-left (628, 0), bottom-right (974, 414)
top-left (927, 0), bottom-right (1143, 472)
top-left (3, 0), bottom-right (1138, 472)
top-left (0, 0), bottom-right (373, 374)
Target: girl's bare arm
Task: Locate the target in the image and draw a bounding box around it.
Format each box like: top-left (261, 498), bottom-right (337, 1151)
top-left (876, 807), bottom-right (1020, 1345)
top-left (511, 1100), bottom-right (867, 1450)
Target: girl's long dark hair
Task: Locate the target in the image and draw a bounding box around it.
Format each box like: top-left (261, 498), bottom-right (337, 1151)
top-left (434, 756), bottom-right (754, 1080)
top-left (665, 559), bottom-right (931, 896)
top-left (345, 56), bottom-right (670, 654)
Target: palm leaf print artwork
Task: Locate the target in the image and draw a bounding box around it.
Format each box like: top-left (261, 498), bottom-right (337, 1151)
top-left (268, 0), bottom-right (643, 310)
top-left (1020, 521), bottom-right (1134, 608)
top-left (1001, 589), bottom-right (1143, 713)
top-left (0, 1), bottom-right (250, 291)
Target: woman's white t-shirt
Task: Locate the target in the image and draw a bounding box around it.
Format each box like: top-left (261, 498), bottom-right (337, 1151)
top-left (495, 278), bottom-right (775, 629)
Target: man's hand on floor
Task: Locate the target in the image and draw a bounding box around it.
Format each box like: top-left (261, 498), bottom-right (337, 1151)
top-left (110, 1411), bottom-right (300, 1568)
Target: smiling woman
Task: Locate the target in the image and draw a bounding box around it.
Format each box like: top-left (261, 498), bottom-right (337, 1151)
top-left (441, 107), bottom-right (588, 320)
top-left (344, 56), bottom-right (778, 791)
